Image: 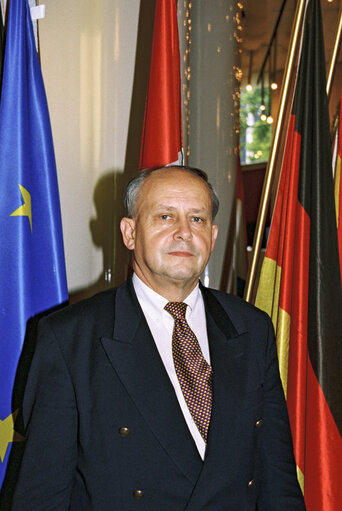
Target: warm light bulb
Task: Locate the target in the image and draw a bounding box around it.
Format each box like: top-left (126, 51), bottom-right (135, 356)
top-left (260, 103), bottom-right (266, 111)
top-left (267, 115), bottom-right (273, 124)
top-left (246, 83), bottom-right (253, 91)
top-left (260, 113), bottom-right (267, 121)
top-left (271, 82), bottom-right (278, 90)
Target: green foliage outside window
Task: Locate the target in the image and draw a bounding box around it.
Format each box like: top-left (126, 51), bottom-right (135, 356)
top-left (240, 87), bottom-right (272, 164)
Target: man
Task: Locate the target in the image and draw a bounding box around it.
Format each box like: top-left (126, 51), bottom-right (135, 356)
top-left (11, 166), bottom-right (305, 510)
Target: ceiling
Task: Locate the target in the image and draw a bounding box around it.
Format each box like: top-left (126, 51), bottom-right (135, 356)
top-left (240, 0), bottom-right (341, 88)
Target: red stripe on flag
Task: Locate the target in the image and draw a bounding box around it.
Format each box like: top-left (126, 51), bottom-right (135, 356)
top-left (139, 0), bottom-right (182, 169)
top-left (286, 200), bottom-right (310, 479)
top-left (304, 360), bottom-right (342, 510)
top-left (264, 116), bottom-right (301, 277)
top-left (277, 119), bottom-right (302, 316)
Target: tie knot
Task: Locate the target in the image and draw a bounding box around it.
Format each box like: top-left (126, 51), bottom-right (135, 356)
top-left (164, 301), bottom-right (187, 320)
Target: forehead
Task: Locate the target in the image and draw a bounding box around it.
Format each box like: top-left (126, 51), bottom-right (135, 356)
top-left (137, 169), bottom-right (212, 206)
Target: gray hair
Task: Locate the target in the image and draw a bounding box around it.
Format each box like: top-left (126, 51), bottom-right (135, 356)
top-left (124, 165), bottom-right (220, 220)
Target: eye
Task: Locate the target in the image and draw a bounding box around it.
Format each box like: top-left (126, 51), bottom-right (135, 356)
top-left (160, 214), bottom-right (171, 220)
top-left (192, 216), bottom-right (203, 223)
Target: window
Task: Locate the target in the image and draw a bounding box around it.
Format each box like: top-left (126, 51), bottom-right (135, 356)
top-left (240, 87), bottom-right (272, 165)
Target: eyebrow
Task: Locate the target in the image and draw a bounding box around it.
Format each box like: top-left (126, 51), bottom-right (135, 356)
top-left (154, 205), bottom-right (209, 214)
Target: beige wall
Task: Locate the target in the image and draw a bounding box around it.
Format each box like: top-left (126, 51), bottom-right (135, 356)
top-left (39, 0), bottom-right (140, 295)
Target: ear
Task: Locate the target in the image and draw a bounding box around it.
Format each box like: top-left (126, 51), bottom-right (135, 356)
top-left (210, 224), bottom-right (219, 253)
top-left (120, 217), bottom-right (136, 250)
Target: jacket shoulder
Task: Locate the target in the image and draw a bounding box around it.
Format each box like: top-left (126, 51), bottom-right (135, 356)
top-left (50, 287), bottom-right (116, 321)
top-left (205, 287), bottom-right (267, 315)
top-left (38, 287), bottom-right (119, 343)
top-left (203, 287), bottom-right (272, 333)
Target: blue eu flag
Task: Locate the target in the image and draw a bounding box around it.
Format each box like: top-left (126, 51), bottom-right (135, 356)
top-left (0, 0), bottom-right (68, 487)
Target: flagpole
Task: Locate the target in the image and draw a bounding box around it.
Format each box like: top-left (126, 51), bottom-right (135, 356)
top-left (244, 0), bottom-right (307, 303)
top-left (326, 3), bottom-right (342, 97)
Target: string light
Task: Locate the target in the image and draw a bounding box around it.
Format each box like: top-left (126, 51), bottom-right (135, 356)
top-left (246, 49), bottom-right (253, 91)
top-left (254, 150), bottom-right (263, 159)
top-left (182, 1), bottom-right (192, 160)
top-left (180, 0), bottom-right (244, 148)
top-left (235, 2), bottom-right (244, 135)
top-left (270, 35), bottom-right (278, 90)
top-left (260, 73), bottom-right (266, 111)
top-left (267, 55), bottom-right (273, 123)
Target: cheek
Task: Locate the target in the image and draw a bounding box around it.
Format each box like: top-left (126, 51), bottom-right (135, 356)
top-left (197, 231), bottom-right (215, 251)
top-left (141, 231), bottom-right (168, 257)
top-left (149, 228), bottom-right (171, 245)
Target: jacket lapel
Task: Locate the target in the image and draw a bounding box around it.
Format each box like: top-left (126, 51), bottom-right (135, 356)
top-left (183, 286), bottom-right (252, 509)
top-left (203, 287), bottom-right (250, 453)
top-left (100, 279), bottom-right (203, 484)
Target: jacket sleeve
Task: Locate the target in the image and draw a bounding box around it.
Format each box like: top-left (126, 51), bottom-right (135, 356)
top-left (257, 313), bottom-right (306, 510)
top-left (11, 317), bottom-right (77, 511)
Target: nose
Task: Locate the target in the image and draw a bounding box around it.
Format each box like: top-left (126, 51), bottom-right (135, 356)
top-left (174, 218), bottom-right (193, 241)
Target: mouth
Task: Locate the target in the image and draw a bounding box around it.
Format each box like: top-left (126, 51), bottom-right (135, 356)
top-left (168, 251), bottom-right (194, 258)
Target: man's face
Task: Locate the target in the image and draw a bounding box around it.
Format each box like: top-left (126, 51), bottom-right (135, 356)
top-left (120, 168), bottom-right (218, 299)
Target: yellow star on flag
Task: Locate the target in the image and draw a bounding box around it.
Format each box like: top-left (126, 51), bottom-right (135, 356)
top-left (10, 184), bottom-right (32, 232)
top-left (0, 410), bottom-right (25, 463)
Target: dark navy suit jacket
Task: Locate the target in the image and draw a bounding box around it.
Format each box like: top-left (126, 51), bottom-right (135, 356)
top-left (11, 278), bottom-right (305, 510)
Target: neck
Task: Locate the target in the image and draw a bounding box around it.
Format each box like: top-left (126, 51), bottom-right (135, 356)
top-left (133, 269), bottom-right (198, 302)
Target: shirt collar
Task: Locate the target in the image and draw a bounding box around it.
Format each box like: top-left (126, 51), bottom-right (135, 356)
top-left (132, 273), bottom-right (201, 316)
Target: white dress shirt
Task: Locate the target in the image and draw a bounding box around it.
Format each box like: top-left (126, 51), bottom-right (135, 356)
top-left (132, 273), bottom-right (210, 459)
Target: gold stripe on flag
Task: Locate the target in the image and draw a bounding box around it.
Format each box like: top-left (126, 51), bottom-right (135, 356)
top-left (297, 466), bottom-right (304, 495)
top-left (277, 307), bottom-right (290, 398)
top-left (256, 257), bottom-right (290, 397)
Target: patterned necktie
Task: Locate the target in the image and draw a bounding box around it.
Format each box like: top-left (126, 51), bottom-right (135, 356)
top-left (164, 301), bottom-right (213, 443)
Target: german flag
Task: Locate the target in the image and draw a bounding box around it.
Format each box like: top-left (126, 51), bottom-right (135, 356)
top-left (139, 0), bottom-right (183, 169)
top-left (255, 1), bottom-right (342, 509)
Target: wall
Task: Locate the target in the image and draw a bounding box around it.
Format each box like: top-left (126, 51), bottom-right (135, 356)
top-left (39, 0), bottom-right (140, 295)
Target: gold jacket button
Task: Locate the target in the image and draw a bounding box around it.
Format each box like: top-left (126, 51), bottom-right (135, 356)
top-left (118, 427), bottom-right (130, 436)
top-left (255, 419), bottom-right (263, 428)
top-left (133, 490), bottom-right (144, 499)
top-left (248, 479), bottom-right (255, 487)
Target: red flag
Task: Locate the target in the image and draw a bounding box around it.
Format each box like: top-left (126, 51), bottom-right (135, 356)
top-left (139, 0), bottom-right (182, 169)
top-left (256, 1), bottom-right (342, 509)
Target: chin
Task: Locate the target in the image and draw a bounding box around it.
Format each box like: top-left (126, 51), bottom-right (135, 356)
top-left (157, 259), bottom-right (204, 282)
top-left (164, 267), bottom-right (201, 282)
